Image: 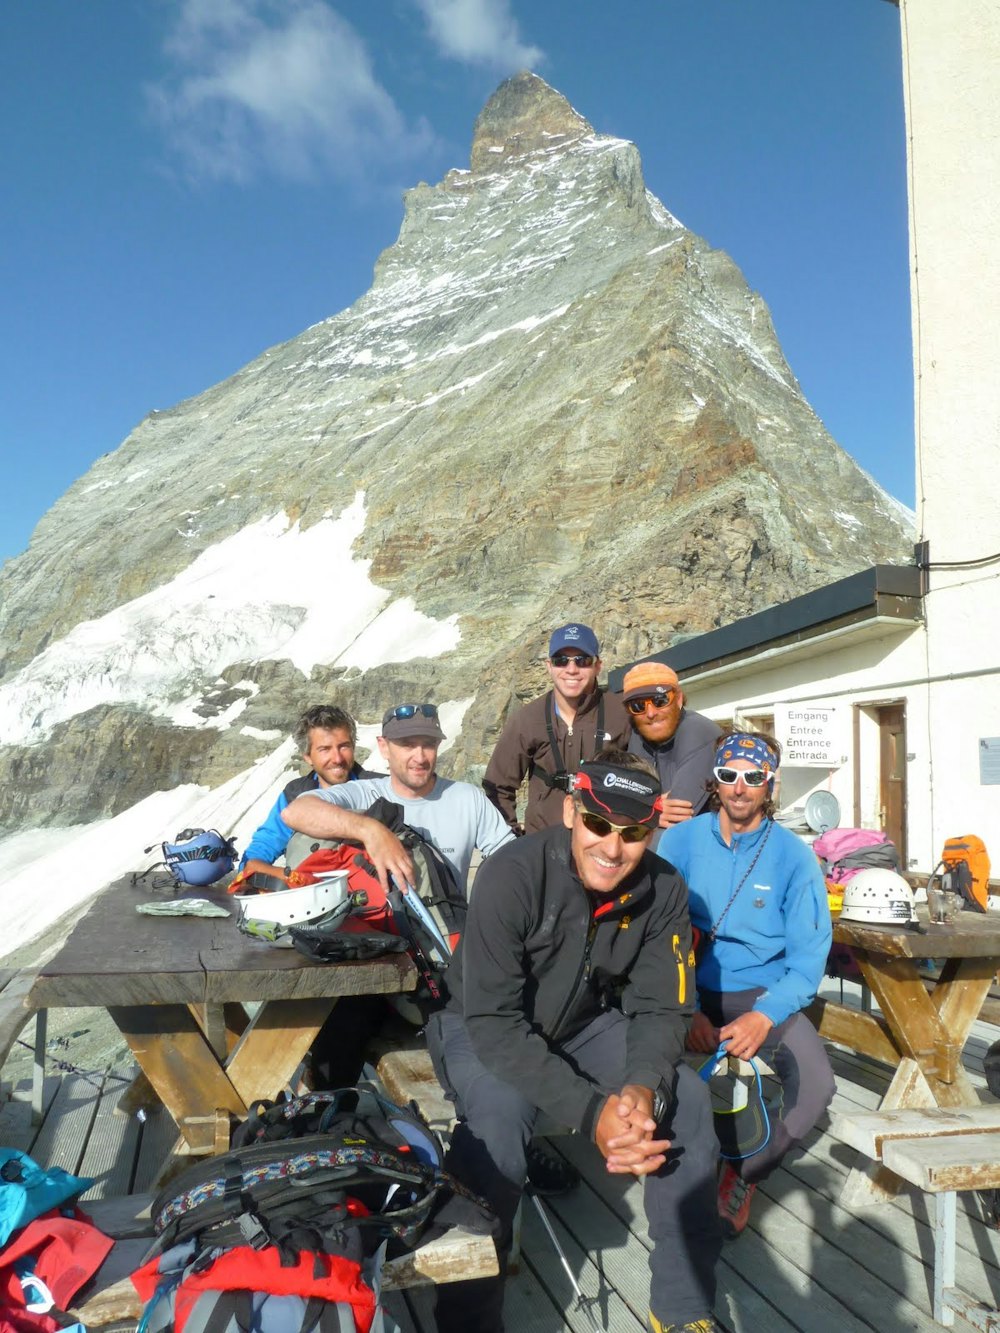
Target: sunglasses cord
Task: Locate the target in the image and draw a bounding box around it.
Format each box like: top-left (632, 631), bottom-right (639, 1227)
top-left (706, 821), bottom-right (773, 947)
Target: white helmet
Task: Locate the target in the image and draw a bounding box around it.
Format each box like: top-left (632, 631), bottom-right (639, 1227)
top-left (236, 871), bottom-right (352, 945)
top-left (839, 868), bottom-right (915, 924)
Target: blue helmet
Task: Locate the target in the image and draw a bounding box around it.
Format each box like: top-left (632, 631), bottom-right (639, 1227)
top-left (162, 828), bottom-right (238, 887)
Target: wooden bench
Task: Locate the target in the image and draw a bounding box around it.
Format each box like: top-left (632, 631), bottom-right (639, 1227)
top-left (833, 1105), bottom-right (1000, 1327)
top-left (0, 968), bottom-right (46, 1122)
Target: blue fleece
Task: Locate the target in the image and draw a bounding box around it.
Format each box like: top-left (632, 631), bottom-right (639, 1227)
top-left (658, 813), bottom-right (831, 1027)
top-left (239, 779), bottom-right (317, 867)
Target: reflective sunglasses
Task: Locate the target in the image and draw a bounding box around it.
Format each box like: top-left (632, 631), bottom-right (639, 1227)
top-left (625, 689), bottom-right (676, 715)
top-left (578, 808), bottom-right (653, 843)
top-left (713, 765), bottom-right (770, 788)
top-left (383, 703), bottom-right (439, 722)
top-left (551, 652), bottom-right (595, 668)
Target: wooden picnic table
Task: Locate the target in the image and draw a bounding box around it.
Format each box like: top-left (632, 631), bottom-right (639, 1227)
top-left (29, 876), bottom-right (416, 1156)
top-left (807, 903), bottom-right (1000, 1205)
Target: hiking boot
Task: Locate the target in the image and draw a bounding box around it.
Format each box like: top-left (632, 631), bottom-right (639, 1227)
top-left (647, 1316), bottom-right (721, 1332)
top-left (525, 1143), bottom-right (579, 1195)
top-left (717, 1161), bottom-right (756, 1238)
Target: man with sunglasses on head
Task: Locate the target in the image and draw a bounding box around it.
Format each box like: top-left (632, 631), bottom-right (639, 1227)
top-left (281, 702), bottom-right (512, 893)
top-left (428, 749), bottom-right (723, 1333)
top-left (622, 661), bottom-right (721, 832)
top-left (658, 732), bottom-right (834, 1241)
top-left (483, 622), bottom-right (630, 836)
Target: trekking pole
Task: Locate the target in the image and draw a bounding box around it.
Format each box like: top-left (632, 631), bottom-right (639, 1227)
top-left (527, 1189), bottom-right (606, 1332)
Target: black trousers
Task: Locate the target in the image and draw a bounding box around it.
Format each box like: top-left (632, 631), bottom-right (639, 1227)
top-left (427, 1008), bottom-right (722, 1332)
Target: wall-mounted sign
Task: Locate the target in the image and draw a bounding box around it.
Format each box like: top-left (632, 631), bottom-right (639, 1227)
top-left (980, 738), bottom-right (1000, 786)
top-left (774, 704), bottom-right (846, 768)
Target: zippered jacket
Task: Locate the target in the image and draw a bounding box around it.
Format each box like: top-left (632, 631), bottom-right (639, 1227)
top-left (658, 813), bottom-right (831, 1027)
top-left (483, 688), bottom-right (631, 834)
top-left (443, 825), bottom-right (694, 1137)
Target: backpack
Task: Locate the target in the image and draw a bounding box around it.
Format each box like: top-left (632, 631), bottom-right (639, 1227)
top-left (931, 835), bottom-right (992, 913)
top-left (135, 1086), bottom-right (495, 1333)
top-left (287, 799), bottom-right (466, 1018)
top-left (812, 828), bottom-right (901, 884)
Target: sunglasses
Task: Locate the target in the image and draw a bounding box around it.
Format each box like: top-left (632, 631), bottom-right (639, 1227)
top-left (578, 809), bottom-right (653, 843)
top-left (713, 766), bottom-right (770, 788)
top-left (551, 652), bottom-right (595, 668)
top-left (384, 704), bottom-right (439, 722)
top-left (625, 689), bottom-right (676, 715)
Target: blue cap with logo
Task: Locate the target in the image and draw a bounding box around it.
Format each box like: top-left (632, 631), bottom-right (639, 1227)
top-left (548, 623), bottom-right (600, 658)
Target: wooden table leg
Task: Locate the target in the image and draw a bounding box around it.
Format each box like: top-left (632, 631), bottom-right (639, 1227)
top-left (108, 1004), bottom-right (248, 1152)
top-left (837, 953), bottom-right (999, 1207)
top-left (225, 997), bottom-right (337, 1105)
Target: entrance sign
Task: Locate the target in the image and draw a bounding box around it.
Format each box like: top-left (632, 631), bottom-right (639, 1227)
top-left (774, 705), bottom-right (846, 768)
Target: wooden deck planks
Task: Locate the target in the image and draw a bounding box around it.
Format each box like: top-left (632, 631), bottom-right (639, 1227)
top-left (6, 982), bottom-right (1000, 1333)
top-left (77, 1064), bottom-right (144, 1199)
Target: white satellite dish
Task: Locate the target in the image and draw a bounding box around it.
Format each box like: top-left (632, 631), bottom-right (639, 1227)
top-left (804, 791), bottom-right (841, 834)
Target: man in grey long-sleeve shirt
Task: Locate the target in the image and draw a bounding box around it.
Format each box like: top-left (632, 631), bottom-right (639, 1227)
top-left (623, 661), bottom-right (721, 834)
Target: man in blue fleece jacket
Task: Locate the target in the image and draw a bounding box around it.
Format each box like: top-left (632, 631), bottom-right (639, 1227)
top-left (659, 731), bottom-right (834, 1240)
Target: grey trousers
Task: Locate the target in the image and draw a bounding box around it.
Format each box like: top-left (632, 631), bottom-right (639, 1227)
top-left (426, 1008), bottom-right (722, 1332)
top-left (698, 987), bottom-right (836, 1183)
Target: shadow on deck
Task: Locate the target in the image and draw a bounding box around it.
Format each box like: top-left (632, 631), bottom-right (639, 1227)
top-left (4, 988), bottom-right (1000, 1331)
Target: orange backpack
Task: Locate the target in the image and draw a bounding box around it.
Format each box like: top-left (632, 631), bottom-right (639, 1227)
top-left (933, 835), bottom-right (992, 912)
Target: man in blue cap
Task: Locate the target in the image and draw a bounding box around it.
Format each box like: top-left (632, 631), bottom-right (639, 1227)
top-left (483, 622), bottom-right (631, 835)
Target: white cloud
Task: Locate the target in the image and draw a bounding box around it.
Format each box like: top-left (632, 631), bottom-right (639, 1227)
top-left (414, 0), bottom-right (544, 71)
top-left (149, 0), bottom-right (435, 183)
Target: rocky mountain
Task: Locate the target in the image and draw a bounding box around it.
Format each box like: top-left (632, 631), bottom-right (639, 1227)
top-left (0, 72), bottom-right (912, 838)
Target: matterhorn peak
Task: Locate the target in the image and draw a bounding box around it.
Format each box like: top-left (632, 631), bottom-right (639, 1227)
top-left (470, 71), bottom-right (593, 172)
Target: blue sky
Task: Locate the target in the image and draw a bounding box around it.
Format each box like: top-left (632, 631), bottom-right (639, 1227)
top-left (0, 0), bottom-right (911, 567)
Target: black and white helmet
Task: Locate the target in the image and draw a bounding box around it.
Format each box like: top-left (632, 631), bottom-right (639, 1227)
top-left (840, 868), bottom-right (915, 924)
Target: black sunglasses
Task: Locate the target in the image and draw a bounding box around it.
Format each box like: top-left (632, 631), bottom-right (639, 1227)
top-left (578, 808), bottom-right (653, 844)
top-left (551, 652), bottom-right (595, 668)
top-left (383, 704), bottom-right (439, 722)
top-left (625, 689), bottom-right (676, 715)
top-left (713, 766), bottom-right (770, 788)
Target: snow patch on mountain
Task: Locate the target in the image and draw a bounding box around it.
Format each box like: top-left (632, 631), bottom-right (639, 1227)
top-left (0, 493), bottom-right (461, 746)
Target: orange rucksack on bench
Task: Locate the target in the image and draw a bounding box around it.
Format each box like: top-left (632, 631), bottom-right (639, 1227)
top-left (932, 834), bottom-right (991, 913)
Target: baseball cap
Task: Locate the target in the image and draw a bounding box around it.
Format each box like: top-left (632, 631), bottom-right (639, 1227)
top-left (548, 623), bottom-right (600, 658)
top-left (572, 761), bottom-right (662, 825)
top-left (621, 661), bottom-right (680, 704)
top-left (380, 703), bottom-right (446, 742)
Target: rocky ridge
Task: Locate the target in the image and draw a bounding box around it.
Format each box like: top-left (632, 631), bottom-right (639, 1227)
top-left (0, 73), bottom-right (912, 833)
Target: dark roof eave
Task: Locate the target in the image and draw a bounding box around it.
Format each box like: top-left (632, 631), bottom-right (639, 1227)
top-left (610, 562), bottom-right (925, 689)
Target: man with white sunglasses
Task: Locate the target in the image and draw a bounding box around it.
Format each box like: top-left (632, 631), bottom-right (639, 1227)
top-left (658, 732), bottom-right (833, 1240)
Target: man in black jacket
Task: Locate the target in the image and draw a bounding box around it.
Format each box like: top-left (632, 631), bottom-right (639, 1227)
top-left (428, 750), bottom-right (722, 1333)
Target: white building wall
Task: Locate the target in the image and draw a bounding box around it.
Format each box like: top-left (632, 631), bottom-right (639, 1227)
top-left (900, 0), bottom-right (1000, 858)
top-left (681, 624), bottom-right (935, 869)
top-left (644, 2), bottom-right (1000, 869)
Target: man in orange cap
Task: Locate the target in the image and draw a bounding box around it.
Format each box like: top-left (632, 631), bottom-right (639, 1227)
top-left (622, 661), bottom-right (721, 829)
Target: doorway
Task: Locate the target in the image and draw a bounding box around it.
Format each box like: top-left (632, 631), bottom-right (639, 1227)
top-left (877, 703), bottom-right (908, 868)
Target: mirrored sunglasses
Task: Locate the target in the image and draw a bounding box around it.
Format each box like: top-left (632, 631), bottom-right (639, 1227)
top-left (625, 689), bottom-right (676, 715)
top-left (384, 704), bottom-right (439, 721)
top-left (578, 809), bottom-right (653, 844)
top-left (551, 652), bottom-right (595, 668)
top-left (713, 766), bottom-right (770, 788)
